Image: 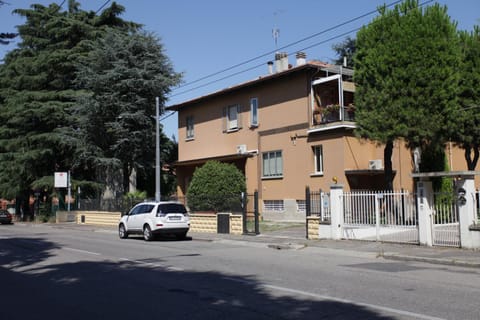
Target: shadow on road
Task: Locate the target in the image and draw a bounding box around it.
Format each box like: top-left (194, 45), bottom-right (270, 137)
top-left (0, 237), bottom-right (395, 320)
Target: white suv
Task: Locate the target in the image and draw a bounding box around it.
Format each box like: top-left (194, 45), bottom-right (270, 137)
top-left (118, 201), bottom-right (190, 241)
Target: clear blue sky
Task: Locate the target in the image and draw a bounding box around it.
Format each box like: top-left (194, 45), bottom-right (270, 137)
top-left (1, 0), bottom-right (479, 139)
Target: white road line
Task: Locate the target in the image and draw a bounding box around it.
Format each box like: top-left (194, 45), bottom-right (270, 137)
top-left (63, 247), bottom-right (101, 256)
top-left (223, 277), bottom-right (444, 320)
top-left (264, 284), bottom-right (445, 320)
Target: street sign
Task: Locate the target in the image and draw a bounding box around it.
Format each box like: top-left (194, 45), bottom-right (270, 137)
top-left (54, 172), bottom-right (68, 188)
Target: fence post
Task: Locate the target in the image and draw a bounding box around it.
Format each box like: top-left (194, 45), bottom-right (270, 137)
top-left (456, 177), bottom-right (478, 249)
top-left (417, 180), bottom-right (433, 246)
top-left (305, 186), bottom-right (311, 238)
top-left (242, 192), bottom-right (247, 235)
top-left (330, 184), bottom-right (344, 240)
top-left (254, 191), bottom-right (260, 235)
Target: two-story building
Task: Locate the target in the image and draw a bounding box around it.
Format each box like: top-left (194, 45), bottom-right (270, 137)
top-left (167, 52), bottom-right (469, 221)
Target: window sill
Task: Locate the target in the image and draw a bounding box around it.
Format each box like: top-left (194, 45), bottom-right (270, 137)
top-left (310, 172), bottom-right (324, 177)
top-left (226, 128), bottom-right (239, 133)
top-left (185, 137), bottom-right (195, 142)
top-left (261, 176), bottom-right (284, 180)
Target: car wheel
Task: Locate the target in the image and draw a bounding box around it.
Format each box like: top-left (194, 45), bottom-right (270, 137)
top-left (143, 225), bottom-right (153, 241)
top-left (119, 224), bottom-right (128, 239)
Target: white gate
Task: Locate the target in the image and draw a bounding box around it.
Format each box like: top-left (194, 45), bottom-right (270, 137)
top-left (342, 190), bottom-right (419, 244)
top-left (432, 192), bottom-right (460, 247)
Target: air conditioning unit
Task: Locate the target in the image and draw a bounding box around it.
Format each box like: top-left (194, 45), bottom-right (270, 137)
top-left (368, 159), bottom-right (383, 170)
top-left (236, 144), bottom-right (247, 154)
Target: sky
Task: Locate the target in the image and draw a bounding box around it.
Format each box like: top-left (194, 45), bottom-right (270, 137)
top-left (1, 0), bottom-right (479, 139)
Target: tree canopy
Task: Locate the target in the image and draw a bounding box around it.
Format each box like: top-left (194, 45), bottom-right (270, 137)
top-left (0, 1), bottom-right (180, 216)
top-left (354, 0), bottom-right (461, 184)
top-left (72, 28), bottom-right (182, 194)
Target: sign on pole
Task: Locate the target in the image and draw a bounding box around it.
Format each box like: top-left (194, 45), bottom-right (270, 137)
top-left (54, 172), bottom-right (68, 188)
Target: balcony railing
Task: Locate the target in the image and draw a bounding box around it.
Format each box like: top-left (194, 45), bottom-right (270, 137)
top-left (313, 106), bottom-right (355, 125)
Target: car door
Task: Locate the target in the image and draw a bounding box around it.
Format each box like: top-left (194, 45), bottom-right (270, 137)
top-left (125, 205), bottom-right (143, 231)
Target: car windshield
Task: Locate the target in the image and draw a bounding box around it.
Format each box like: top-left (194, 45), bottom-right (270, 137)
top-left (157, 203), bottom-right (187, 215)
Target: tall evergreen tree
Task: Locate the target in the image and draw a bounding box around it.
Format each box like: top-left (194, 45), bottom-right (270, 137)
top-left (454, 26), bottom-right (480, 170)
top-left (0, 1), bottom-right (17, 45)
top-left (0, 1), bottom-right (137, 216)
top-left (331, 36), bottom-right (356, 68)
top-left (354, 0), bottom-right (461, 188)
top-left (72, 28), bottom-right (182, 196)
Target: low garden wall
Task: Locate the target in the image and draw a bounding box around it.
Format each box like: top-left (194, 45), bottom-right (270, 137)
top-left (56, 210), bottom-right (243, 235)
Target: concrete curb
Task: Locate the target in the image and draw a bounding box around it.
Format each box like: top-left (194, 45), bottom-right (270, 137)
top-left (381, 253), bottom-right (480, 269)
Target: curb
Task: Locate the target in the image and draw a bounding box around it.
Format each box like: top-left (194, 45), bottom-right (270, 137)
top-left (381, 253), bottom-right (480, 269)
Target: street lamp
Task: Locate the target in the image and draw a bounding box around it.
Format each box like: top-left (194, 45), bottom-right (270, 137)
top-left (155, 97), bottom-right (161, 202)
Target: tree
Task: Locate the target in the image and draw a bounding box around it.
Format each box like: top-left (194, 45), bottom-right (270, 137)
top-left (331, 36), bottom-right (356, 68)
top-left (73, 28), bottom-right (182, 196)
top-left (354, 0), bottom-right (461, 188)
top-left (0, 1), bottom-right (137, 217)
top-left (453, 26), bottom-right (480, 170)
top-left (186, 161), bottom-right (246, 212)
top-left (0, 0), bottom-right (17, 45)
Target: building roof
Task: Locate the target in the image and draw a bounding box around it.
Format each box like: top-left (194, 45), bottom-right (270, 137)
top-left (166, 60), bottom-right (351, 111)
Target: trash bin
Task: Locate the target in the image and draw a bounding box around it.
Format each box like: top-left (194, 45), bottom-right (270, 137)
top-left (217, 213), bottom-right (230, 234)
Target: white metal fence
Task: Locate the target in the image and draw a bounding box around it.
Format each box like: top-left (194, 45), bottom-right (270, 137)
top-left (432, 192), bottom-right (460, 247)
top-left (342, 190), bottom-right (419, 244)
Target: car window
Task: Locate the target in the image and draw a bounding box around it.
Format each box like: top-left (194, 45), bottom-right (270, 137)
top-left (128, 205), bottom-right (141, 215)
top-left (157, 203), bottom-right (187, 215)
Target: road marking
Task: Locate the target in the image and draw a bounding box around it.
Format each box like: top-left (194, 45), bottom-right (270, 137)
top-left (63, 247), bottom-right (101, 256)
top-left (223, 277), bottom-right (444, 320)
top-left (264, 284), bottom-right (445, 320)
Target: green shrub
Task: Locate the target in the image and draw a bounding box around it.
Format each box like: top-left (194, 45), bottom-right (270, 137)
top-left (186, 161), bottom-right (246, 212)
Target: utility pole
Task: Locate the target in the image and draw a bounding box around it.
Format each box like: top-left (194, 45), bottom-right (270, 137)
top-left (155, 97), bottom-right (161, 202)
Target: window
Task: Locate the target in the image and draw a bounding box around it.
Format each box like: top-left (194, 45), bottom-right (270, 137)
top-left (250, 98), bottom-right (258, 127)
top-left (296, 200), bottom-right (306, 213)
top-left (263, 200), bottom-right (284, 212)
top-left (186, 116), bottom-right (194, 139)
top-left (223, 104), bottom-right (242, 132)
top-left (313, 145), bottom-right (323, 174)
top-left (262, 151), bottom-right (283, 178)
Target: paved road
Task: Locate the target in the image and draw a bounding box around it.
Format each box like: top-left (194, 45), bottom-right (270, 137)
top-left (1, 224), bottom-right (479, 320)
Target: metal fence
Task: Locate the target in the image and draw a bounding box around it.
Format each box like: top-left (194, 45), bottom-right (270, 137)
top-left (305, 187), bottom-right (330, 222)
top-left (432, 192), bottom-right (460, 247)
top-left (342, 190), bottom-right (419, 244)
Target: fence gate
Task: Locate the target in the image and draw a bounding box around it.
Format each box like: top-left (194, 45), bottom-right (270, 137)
top-left (342, 190), bottom-right (419, 244)
top-left (432, 192), bottom-right (460, 247)
top-left (242, 192), bottom-right (260, 235)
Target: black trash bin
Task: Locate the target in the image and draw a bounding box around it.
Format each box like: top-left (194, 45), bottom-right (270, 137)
top-left (217, 213), bottom-right (230, 234)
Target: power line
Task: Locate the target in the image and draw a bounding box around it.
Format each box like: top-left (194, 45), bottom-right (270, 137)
top-left (96, 0), bottom-right (111, 14)
top-left (172, 0), bottom-right (405, 93)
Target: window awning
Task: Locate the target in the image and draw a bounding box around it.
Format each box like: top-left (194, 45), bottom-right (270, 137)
top-left (173, 153), bottom-right (253, 167)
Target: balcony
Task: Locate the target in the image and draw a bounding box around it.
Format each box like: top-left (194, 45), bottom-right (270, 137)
top-left (313, 104), bottom-right (355, 124)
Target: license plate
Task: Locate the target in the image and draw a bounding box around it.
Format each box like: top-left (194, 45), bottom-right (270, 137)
top-left (169, 216), bottom-right (181, 221)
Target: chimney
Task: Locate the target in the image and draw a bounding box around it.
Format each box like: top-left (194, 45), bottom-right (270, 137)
top-left (281, 52), bottom-right (288, 71)
top-left (296, 52), bottom-right (306, 66)
top-left (267, 61), bottom-right (274, 74)
top-left (275, 53), bottom-right (283, 73)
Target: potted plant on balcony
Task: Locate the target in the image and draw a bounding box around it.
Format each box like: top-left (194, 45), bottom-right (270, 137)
top-left (322, 104), bottom-right (340, 122)
top-left (346, 103), bottom-right (356, 120)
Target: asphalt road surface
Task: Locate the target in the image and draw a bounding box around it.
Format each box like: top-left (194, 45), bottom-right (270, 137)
top-left (0, 223), bottom-right (479, 320)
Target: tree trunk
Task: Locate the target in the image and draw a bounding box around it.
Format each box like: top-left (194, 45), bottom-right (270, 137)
top-left (384, 140), bottom-right (394, 191)
top-left (465, 145), bottom-right (479, 170)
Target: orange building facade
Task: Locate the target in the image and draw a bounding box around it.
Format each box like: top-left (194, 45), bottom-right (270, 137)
top-left (168, 53), bottom-right (474, 221)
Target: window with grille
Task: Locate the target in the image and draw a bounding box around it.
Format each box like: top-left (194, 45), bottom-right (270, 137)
top-left (263, 200), bottom-right (284, 212)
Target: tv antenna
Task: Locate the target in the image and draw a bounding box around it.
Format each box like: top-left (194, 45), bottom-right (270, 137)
top-left (272, 10), bottom-right (283, 49)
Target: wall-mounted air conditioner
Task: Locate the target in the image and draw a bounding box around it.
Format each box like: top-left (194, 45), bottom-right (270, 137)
top-left (368, 159), bottom-right (383, 170)
top-left (236, 144), bottom-right (247, 154)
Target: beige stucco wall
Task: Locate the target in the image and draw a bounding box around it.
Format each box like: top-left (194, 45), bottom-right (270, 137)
top-left (174, 65), bottom-right (480, 220)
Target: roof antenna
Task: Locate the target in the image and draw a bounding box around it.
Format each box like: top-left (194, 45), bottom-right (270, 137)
top-left (272, 10), bottom-right (283, 49)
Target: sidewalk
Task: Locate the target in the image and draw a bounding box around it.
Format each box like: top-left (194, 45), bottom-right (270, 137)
top-left (44, 222), bottom-right (480, 269)
top-left (189, 227), bottom-right (480, 269)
